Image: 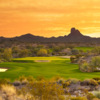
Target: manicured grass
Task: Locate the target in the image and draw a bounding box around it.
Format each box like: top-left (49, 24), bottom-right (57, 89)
top-left (12, 57), bottom-right (68, 62)
top-left (75, 47), bottom-right (94, 52)
top-left (0, 57), bottom-right (100, 80)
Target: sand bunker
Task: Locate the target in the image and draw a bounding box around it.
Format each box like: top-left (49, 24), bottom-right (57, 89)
top-left (60, 56), bottom-right (70, 58)
top-left (35, 60), bottom-right (50, 62)
top-left (0, 68), bottom-right (8, 72)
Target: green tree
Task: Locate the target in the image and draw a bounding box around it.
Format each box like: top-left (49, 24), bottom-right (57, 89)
top-left (18, 49), bottom-right (29, 57)
top-left (37, 49), bottom-right (48, 56)
top-left (3, 48), bottom-right (12, 61)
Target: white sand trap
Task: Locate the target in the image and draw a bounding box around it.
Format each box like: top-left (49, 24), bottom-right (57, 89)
top-left (59, 56), bottom-right (70, 58)
top-left (0, 68), bottom-right (8, 72)
top-left (35, 60), bottom-right (50, 62)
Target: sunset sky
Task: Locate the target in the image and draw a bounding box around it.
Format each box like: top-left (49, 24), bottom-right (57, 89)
top-left (0, 0), bottom-right (100, 37)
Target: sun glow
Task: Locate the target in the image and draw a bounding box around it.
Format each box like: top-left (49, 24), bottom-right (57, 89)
top-left (0, 0), bottom-right (100, 37)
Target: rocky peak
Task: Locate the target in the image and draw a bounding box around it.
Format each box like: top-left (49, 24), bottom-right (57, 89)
top-left (68, 28), bottom-right (83, 38)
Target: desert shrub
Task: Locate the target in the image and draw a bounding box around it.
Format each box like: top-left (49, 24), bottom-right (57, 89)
top-left (93, 91), bottom-right (100, 99)
top-left (97, 80), bottom-right (100, 84)
top-left (24, 93), bottom-right (35, 100)
top-left (1, 84), bottom-right (16, 95)
top-left (79, 62), bottom-right (93, 72)
top-left (18, 75), bottom-right (27, 82)
top-left (81, 79), bottom-right (98, 86)
top-left (93, 77), bottom-right (100, 81)
top-left (57, 79), bottom-right (65, 85)
top-left (59, 95), bottom-right (66, 100)
top-left (71, 49), bottom-right (79, 55)
top-left (36, 76), bottom-right (46, 81)
top-left (67, 78), bottom-right (79, 84)
top-left (17, 75), bottom-right (29, 85)
top-left (26, 76), bottom-right (36, 82)
top-left (3, 48), bottom-right (12, 61)
top-left (92, 47), bottom-right (100, 55)
top-left (79, 56), bottom-right (100, 72)
top-left (70, 96), bottom-right (87, 100)
top-left (90, 56), bottom-right (100, 71)
top-left (37, 49), bottom-right (48, 56)
top-left (27, 81), bottom-right (64, 100)
top-left (70, 56), bottom-right (77, 63)
top-left (61, 48), bottom-right (72, 55)
top-left (92, 98), bottom-right (100, 100)
top-left (0, 78), bottom-right (10, 85)
top-left (21, 79), bottom-right (28, 85)
top-left (87, 93), bottom-right (96, 100)
top-left (63, 81), bottom-right (71, 88)
top-left (89, 79), bottom-right (98, 86)
top-left (13, 81), bottom-right (21, 86)
top-left (1, 84), bottom-right (17, 100)
top-left (1, 84), bottom-right (35, 100)
top-left (47, 49), bottom-right (53, 56)
top-left (18, 49), bottom-right (29, 57)
top-left (51, 76), bottom-right (64, 81)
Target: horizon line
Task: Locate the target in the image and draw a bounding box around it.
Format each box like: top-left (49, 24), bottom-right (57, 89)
top-left (0, 32), bottom-right (100, 39)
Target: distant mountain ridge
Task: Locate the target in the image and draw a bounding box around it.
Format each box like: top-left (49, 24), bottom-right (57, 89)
top-left (0, 28), bottom-right (100, 43)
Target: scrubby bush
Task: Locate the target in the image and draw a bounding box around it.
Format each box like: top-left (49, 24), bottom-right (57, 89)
top-left (67, 78), bottom-right (79, 84)
top-left (59, 95), bottom-right (66, 100)
top-left (1, 84), bottom-right (16, 100)
top-left (0, 78), bottom-right (10, 85)
top-left (92, 98), bottom-right (100, 100)
top-left (79, 62), bottom-right (93, 72)
top-left (90, 79), bottom-right (98, 86)
top-left (3, 48), bottom-right (12, 61)
top-left (13, 81), bottom-right (21, 86)
top-left (27, 81), bottom-right (64, 100)
top-left (71, 49), bottom-right (79, 55)
top-left (97, 80), bottom-right (100, 84)
top-left (70, 96), bottom-right (87, 100)
top-left (93, 91), bottom-right (100, 99)
top-left (18, 75), bottom-right (27, 82)
top-left (87, 93), bottom-right (96, 100)
top-left (70, 56), bottom-right (76, 63)
top-left (36, 76), bottom-right (46, 81)
top-left (0, 84), bottom-right (35, 100)
top-left (92, 47), bottom-right (100, 55)
top-left (51, 76), bottom-right (64, 81)
top-left (18, 49), bottom-right (29, 57)
top-left (26, 76), bottom-right (36, 82)
top-left (63, 81), bottom-right (70, 88)
top-left (79, 56), bottom-right (100, 72)
top-left (81, 79), bottom-right (98, 86)
top-left (37, 49), bottom-right (48, 56)
top-left (93, 77), bottom-right (100, 81)
top-left (90, 56), bottom-right (100, 71)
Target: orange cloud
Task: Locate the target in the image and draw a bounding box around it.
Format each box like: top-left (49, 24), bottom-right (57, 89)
top-left (0, 0), bottom-right (100, 37)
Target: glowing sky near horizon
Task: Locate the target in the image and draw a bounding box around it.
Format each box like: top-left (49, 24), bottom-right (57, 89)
top-left (0, 0), bottom-right (100, 37)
